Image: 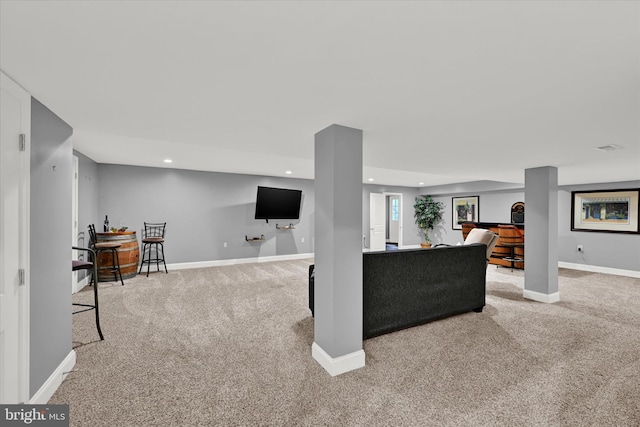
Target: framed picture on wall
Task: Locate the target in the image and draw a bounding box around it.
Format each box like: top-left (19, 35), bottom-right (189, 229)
top-left (452, 196), bottom-right (479, 230)
top-left (571, 189), bottom-right (640, 234)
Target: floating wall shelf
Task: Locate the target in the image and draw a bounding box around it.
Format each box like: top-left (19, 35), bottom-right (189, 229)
top-left (245, 235), bottom-right (265, 242)
top-left (276, 224), bottom-right (295, 230)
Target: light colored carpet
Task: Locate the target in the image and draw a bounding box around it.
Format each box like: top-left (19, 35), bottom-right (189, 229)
top-left (52, 260), bottom-right (640, 426)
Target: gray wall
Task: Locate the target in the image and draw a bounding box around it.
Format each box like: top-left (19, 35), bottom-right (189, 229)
top-left (86, 161), bottom-right (639, 272)
top-left (30, 98), bottom-right (73, 397)
top-left (78, 161), bottom-right (424, 264)
top-left (422, 180), bottom-right (640, 272)
top-left (96, 164), bottom-right (315, 264)
top-left (74, 162), bottom-right (420, 263)
top-left (430, 189), bottom-right (525, 245)
top-left (558, 181), bottom-right (640, 271)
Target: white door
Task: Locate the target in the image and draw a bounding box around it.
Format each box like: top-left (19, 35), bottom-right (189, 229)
top-left (370, 193), bottom-right (386, 251)
top-left (0, 71), bottom-right (30, 404)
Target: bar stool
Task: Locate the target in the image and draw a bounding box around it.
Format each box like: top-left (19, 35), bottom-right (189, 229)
top-left (498, 224), bottom-right (524, 271)
top-left (139, 222), bottom-right (168, 277)
top-left (72, 245), bottom-right (104, 340)
top-left (88, 224), bottom-right (124, 286)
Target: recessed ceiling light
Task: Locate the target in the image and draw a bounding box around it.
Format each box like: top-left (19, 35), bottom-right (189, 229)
top-left (419, 182), bottom-right (424, 186)
top-left (595, 144), bottom-right (624, 152)
top-left (368, 178), bottom-right (374, 182)
top-left (285, 170), bottom-right (292, 175)
top-left (163, 159), bottom-right (173, 163)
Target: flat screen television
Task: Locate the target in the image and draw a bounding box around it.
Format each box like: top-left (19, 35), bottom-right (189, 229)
top-left (254, 186), bottom-right (302, 221)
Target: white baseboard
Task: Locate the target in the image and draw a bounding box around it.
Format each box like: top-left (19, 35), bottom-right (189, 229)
top-left (523, 289), bottom-right (560, 304)
top-left (72, 275), bottom-right (90, 294)
top-left (312, 342), bottom-right (365, 376)
top-left (166, 252), bottom-right (315, 271)
top-left (29, 350), bottom-right (76, 404)
top-left (558, 262), bottom-right (640, 278)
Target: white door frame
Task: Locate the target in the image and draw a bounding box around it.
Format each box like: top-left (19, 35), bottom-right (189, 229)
top-left (0, 71), bottom-right (31, 404)
top-left (72, 155), bottom-right (79, 293)
top-left (384, 192), bottom-right (403, 248)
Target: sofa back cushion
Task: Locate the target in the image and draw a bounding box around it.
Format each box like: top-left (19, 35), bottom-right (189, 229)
top-left (362, 244), bottom-right (486, 339)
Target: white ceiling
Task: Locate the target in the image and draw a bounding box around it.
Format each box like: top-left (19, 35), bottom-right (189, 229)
top-left (1, 1), bottom-right (638, 187)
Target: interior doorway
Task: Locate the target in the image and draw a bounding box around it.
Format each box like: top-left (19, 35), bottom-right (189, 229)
top-left (385, 193), bottom-right (402, 250)
top-left (369, 192), bottom-right (403, 251)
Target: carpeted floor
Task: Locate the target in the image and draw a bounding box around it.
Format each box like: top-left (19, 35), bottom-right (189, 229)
top-left (51, 260), bottom-right (640, 426)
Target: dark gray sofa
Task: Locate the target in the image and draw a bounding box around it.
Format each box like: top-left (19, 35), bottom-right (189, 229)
top-left (309, 243), bottom-right (487, 339)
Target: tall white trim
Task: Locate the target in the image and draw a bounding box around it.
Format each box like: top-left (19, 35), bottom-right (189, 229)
top-left (369, 193), bottom-right (386, 251)
top-left (72, 155), bottom-right (79, 292)
top-left (19, 78), bottom-right (31, 405)
top-left (558, 261), bottom-right (639, 279)
top-left (166, 252), bottom-right (314, 271)
top-left (29, 350), bottom-right (76, 404)
top-left (1, 70), bottom-right (31, 404)
top-left (523, 289), bottom-right (560, 304)
top-left (312, 342), bottom-right (365, 376)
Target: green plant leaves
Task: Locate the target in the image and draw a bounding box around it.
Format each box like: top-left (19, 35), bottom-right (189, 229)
top-left (414, 195), bottom-right (444, 242)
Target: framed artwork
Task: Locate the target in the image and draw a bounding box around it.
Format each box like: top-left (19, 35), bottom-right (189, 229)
top-left (452, 196), bottom-right (479, 230)
top-left (571, 189), bottom-right (640, 234)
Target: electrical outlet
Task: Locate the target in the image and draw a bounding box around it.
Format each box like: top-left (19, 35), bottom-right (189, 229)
top-left (223, 242), bottom-right (227, 248)
top-left (577, 245), bottom-right (583, 252)
top-left (301, 237), bottom-right (305, 243)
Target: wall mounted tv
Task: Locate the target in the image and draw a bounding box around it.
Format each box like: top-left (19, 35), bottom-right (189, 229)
top-left (254, 186), bottom-right (302, 221)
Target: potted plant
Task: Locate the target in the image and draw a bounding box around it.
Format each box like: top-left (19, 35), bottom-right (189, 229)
top-left (414, 195), bottom-right (444, 248)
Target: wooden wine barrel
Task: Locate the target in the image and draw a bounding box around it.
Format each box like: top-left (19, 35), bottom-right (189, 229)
top-left (96, 231), bottom-right (139, 281)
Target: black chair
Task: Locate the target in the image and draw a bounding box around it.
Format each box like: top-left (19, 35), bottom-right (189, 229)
top-left (72, 246), bottom-right (104, 340)
top-left (139, 222), bottom-right (168, 277)
top-left (88, 224), bottom-right (124, 286)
